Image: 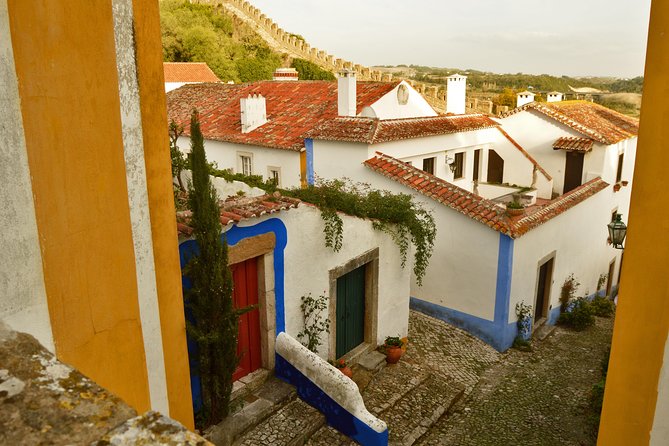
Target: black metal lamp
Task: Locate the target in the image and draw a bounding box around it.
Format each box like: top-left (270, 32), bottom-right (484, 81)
top-left (445, 155), bottom-right (457, 173)
top-left (608, 213), bottom-right (627, 250)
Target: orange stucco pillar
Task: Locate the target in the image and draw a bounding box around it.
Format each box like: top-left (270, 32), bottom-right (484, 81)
top-left (597, 1), bottom-right (669, 444)
top-left (6, 0), bottom-right (193, 426)
top-left (131, 0), bottom-right (194, 428)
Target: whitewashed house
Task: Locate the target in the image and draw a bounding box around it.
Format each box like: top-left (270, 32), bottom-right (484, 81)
top-left (168, 66), bottom-right (638, 352)
top-left (166, 69), bottom-right (437, 189)
top-left (299, 97), bottom-right (637, 351)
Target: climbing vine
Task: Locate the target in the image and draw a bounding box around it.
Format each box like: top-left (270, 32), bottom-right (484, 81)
top-left (284, 179), bottom-right (437, 285)
top-left (296, 293), bottom-right (330, 353)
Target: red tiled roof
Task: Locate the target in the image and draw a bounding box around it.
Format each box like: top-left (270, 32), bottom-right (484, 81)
top-left (305, 114), bottom-right (498, 144)
top-left (176, 193), bottom-right (300, 236)
top-left (500, 101), bottom-right (638, 145)
top-left (496, 127), bottom-right (552, 181)
top-left (553, 136), bottom-right (595, 152)
top-left (364, 152), bottom-right (609, 238)
top-left (166, 81), bottom-right (399, 151)
top-left (164, 62), bottom-right (222, 83)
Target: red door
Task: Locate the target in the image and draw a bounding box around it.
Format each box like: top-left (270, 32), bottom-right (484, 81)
top-left (231, 257), bottom-right (261, 382)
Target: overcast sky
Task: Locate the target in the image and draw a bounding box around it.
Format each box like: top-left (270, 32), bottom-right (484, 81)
top-left (250, 0), bottom-right (651, 78)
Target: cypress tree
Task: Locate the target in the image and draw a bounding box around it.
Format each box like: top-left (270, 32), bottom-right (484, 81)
top-left (184, 110), bottom-right (239, 424)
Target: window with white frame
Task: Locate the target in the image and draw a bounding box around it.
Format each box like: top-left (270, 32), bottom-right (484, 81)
top-left (268, 166), bottom-right (281, 186)
top-left (238, 153), bottom-right (253, 176)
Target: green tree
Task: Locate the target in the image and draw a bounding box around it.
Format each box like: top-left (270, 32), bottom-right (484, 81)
top-left (184, 110), bottom-right (248, 425)
top-left (290, 58), bottom-right (335, 81)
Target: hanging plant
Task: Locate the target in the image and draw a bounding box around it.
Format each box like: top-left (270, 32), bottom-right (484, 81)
top-left (284, 179), bottom-right (436, 285)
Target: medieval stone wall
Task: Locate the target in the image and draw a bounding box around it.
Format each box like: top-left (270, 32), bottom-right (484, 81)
top-left (191, 0), bottom-right (495, 114)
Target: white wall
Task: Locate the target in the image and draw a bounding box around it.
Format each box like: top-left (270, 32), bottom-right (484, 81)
top-left (0, 2), bottom-right (54, 352)
top-left (177, 136), bottom-right (302, 189)
top-left (363, 81), bottom-right (437, 119)
top-left (233, 205), bottom-right (411, 354)
top-left (509, 187), bottom-right (623, 324)
top-left (165, 82), bottom-right (187, 92)
top-left (499, 110), bottom-right (582, 194)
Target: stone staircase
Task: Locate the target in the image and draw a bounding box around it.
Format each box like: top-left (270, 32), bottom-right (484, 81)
top-left (207, 352), bottom-right (464, 446)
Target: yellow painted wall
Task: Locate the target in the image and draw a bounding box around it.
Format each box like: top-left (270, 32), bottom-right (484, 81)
top-left (598, 1), bottom-right (669, 443)
top-left (8, 1), bottom-right (150, 411)
top-left (132, 0), bottom-right (194, 428)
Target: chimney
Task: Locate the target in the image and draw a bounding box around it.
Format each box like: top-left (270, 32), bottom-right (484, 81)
top-left (240, 93), bottom-right (267, 133)
top-left (273, 67), bottom-right (299, 81)
top-left (547, 91), bottom-right (563, 103)
top-left (446, 74), bottom-right (467, 114)
top-left (337, 69), bottom-right (357, 117)
top-left (516, 91), bottom-right (535, 108)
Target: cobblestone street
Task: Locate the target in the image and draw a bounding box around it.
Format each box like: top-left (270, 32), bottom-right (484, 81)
top-left (411, 312), bottom-right (614, 446)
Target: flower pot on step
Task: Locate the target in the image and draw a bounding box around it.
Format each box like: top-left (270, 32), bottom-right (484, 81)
top-left (385, 346), bottom-right (403, 364)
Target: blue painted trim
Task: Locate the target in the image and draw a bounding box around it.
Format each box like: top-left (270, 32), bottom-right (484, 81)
top-left (179, 218), bottom-right (288, 413)
top-left (305, 138), bottom-right (315, 186)
top-left (494, 234), bottom-right (516, 350)
top-left (410, 233), bottom-right (517, 352)
top-left (275, 354), bottom-right (388, 446)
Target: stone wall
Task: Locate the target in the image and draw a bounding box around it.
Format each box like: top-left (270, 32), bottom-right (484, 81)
top-left (191, 0), bottom-right (497, 115)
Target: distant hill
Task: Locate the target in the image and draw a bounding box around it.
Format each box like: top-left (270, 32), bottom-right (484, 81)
top-left (160, 0), bottom-right (332, 83)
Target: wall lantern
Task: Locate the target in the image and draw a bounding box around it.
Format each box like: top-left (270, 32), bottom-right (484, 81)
top-left (445, 155), bottom-right (457, 173)
top-left (608, 213), bottom-right (627, 250)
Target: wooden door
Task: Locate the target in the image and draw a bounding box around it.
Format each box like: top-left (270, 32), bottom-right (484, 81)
top-left (336, 265), bottom-right (366, 358)
top-left (232, 257), bottom-right (261, 382)
top-left (563, 151), bottom-right (584, 193)
top-left (534, 258), bottom-right (553, 321)
top-left (606, 260), bottom-right (616, 296)
top-left (487, 150), bottom-right (504, 183)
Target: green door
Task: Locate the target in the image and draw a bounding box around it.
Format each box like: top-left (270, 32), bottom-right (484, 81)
top-left (336, 265), bottom-right (366, 358)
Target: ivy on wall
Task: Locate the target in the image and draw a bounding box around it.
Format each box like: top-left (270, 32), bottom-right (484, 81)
top-left (284, 179), bottom-right (437, 285)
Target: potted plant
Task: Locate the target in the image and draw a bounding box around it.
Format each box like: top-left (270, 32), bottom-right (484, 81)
top-left (506, 200), bottom-right (525, 216)
top-left (613, 183), bottom-right (622, 192)
top-left (330, 359), bottom-right (353, 378)
top-left (621, 180), bottom-right (629, 187)
top-left (384, 336), bottom-right (404, 364)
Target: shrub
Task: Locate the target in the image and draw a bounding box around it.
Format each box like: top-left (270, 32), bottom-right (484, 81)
top-left (560, 274), bottom-right (580, 311)
top-left (591, 296), bottom-right (615, 318)
top-left (558, 297), bottom-right (595, 330)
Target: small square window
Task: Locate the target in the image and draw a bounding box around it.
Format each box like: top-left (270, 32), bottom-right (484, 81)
top-left (422, 157), bottom-right (435, 175)
top-left (268, 167), bottom-right (281, 186)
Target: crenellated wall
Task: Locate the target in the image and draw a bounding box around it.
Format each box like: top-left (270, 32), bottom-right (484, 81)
top-left (187, 0), bottom-right (495, 115)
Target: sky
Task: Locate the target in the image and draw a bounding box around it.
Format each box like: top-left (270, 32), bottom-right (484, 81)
top-left (250, 0), bottom-right (652, 78)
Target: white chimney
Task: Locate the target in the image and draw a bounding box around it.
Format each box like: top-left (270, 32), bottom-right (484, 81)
top-left (240, 93), bottom-right (267, 133)
top-left (547, 91), bottom-right (563, 103)
top-left (516, 91), bottom-right (535, 108)
top-left (337, 69), bottom-right (357, 117)
top-left (446, 74), bottom-right (467, 115)
top-left (273, 67), bottom-right (299, 81)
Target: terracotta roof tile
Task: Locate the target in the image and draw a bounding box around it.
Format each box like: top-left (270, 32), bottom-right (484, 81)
top-left (176, 193), bottom-right (299, 236)
top-left (553, 136), bottom-right (595, 152)
top-left (364, 152), bottom-right (609, 238)
top-left (500, 100), bottom-right (638, 145)
top-left (163, 62), bottom-right (221, 83)
top-left (305, 114), bottom-right (498, 144)
top-left (167, 81), bottom-right (399, 151)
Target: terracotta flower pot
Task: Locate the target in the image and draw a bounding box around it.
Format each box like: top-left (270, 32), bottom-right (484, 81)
top-left (339, 366), bottom-right (353, 378)
top-left (613, 183), bottom-right (622, 192)
top-left (622, 180), bottom-right (629, 186)
top-left (385, 345), bottom-right (403, 364)
top-left (506, 207), bottom-right (524, 217)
